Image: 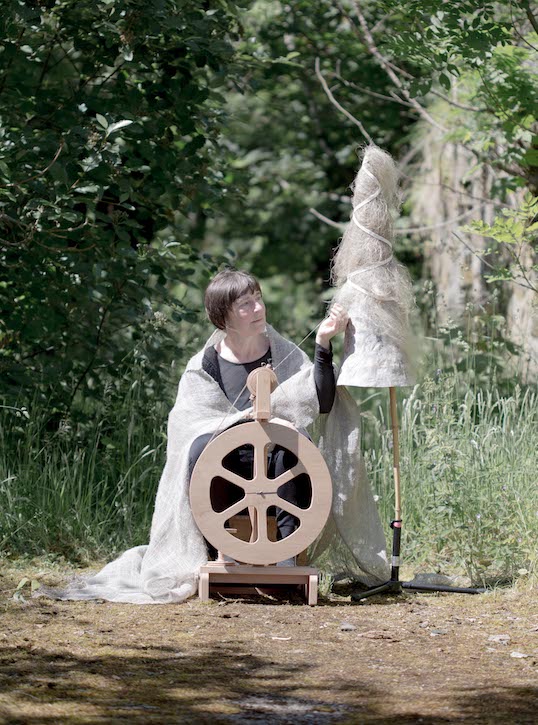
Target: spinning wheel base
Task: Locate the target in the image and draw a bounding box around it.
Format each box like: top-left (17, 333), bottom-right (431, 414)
top-left (199, 563), bottom-right (319, 605)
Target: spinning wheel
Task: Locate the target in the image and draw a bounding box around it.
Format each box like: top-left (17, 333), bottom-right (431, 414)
top-left (190, 419), bottom-right (332, 565)
top-left (190, 367), bottom-right (333, 603)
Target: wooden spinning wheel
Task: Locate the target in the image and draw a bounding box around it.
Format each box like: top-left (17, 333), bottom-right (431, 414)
top-left (190, 419), bottom-right (332, 565)
top-left (190, 367), bottom-right (333, 603)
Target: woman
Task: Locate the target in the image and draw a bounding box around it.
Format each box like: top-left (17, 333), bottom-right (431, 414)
top-left (38, 269), bottom-right (388, 604)
top-left (188, 269), bottom-right (348, 556)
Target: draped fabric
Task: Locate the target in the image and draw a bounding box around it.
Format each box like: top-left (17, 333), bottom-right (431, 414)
top-left (35, 325), bottom-right (389, 604)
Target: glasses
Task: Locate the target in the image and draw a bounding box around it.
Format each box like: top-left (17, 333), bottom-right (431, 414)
top-left (233, 293), bottom-right (264, 312)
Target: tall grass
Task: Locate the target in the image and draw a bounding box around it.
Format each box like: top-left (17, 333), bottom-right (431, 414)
top-left (363, 380), bottom-right (537, 585)
top-left (360, 291), bottom-right (538, 585)
top-left (0, 384), bottom-right (168, 564)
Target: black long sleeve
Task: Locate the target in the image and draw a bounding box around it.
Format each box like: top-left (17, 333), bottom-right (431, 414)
top-left (314, 342), bottom-right (336, 414)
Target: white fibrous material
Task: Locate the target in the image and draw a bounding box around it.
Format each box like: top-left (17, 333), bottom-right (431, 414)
top-left (332, 145), bottom-right (415, 388)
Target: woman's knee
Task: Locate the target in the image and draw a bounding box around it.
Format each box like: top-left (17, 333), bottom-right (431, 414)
top-left (188, 433), bottom-right (214, 476)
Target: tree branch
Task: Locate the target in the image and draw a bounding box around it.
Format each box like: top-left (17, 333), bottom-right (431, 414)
top-left (309, 207), bottom-right (345, 229)
top-left (339, 0), bottom-right (448, 133)
top-left (0, 29), bottom-right (26, 97)
top-left (509, 0), bottom-right (538, 52)
top-left (310, 204), bottom-right (482, 234)
top-left (35, 32), bottom-right (59, 94)
top-left (453, 231), bottom-right (538, 293)
top-left (524, 1), bottom-right (538, 35)
top-left (327, 70), bottom-right (414, 107)
top-left (428, 87), bottom-right (486, 113)
top-left (314, 58), bottom-right (373, 143)
top-left (3, 140), bottom-right (65, 188)
top-left (399, 172), bottom-right (512, 209)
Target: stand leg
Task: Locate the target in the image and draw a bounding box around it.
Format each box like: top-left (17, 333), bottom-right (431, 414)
top-left (402, 582), bottom-right (485, 594)
top-left (307, 574), bottom-right (318, 606)
top-left (199, 572), bottom-right (210, 601)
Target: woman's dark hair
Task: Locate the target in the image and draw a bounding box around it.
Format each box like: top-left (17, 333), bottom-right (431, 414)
top-left (204, 269), bottom-right (261, 330)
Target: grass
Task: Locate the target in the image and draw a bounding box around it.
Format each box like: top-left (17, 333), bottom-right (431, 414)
top-left (0, 383), bottom-right (168, 565)
top-left (360, 293), bottom-right (538, 586)
top-left (363, 378), bottom-right (537, 586)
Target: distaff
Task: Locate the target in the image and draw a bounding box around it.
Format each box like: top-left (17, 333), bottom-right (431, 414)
top-left (331, 144), bottom-right (415, 389)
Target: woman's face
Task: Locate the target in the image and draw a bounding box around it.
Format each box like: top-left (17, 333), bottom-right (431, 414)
top-left (225, 289), bottom-right (266, 337)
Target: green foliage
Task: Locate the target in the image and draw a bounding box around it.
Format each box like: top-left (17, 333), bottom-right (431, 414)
top-left (1, 1), bottom-right (536, 587)
top-left (0, 0), bottom-right (253, 414)
top-left (366, 377), bottom-right (538, 585)
top-left (0, 369), bottom-right (169, 561)
top-left (375, 0), bottom-right (538, 192)
top-left (463, 195), bottom-right (538, 290)
top-left (201, 0), bottom-right (421, 343)
top-left (381, 0), bottom-right (511, 70)
top-left (357, 287), bottom-right (536, 585)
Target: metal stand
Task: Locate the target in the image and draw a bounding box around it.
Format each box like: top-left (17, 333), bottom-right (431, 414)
top-left (353, 387), bottom-right (485, 601)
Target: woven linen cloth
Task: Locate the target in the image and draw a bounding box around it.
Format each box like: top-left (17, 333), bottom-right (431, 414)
top-left (35, 325), bottom-right (389, 604)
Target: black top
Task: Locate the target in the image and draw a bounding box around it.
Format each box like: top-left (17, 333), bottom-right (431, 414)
top-left (218, 348), bottom-right (272, 410)
top-left (201, 343), bottom-right (335, 414)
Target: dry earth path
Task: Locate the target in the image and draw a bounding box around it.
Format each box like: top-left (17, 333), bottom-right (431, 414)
top-left (1, 563), bottom-right (537, 724)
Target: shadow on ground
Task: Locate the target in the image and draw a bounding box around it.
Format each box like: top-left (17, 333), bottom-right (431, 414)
top-left (1, 641), bottom-right (376, 723)
top-left (2, 637), bottom-right (538, 723)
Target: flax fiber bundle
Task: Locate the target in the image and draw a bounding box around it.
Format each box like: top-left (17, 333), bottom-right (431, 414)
top-left (332, 145), bottom-right (415, 387)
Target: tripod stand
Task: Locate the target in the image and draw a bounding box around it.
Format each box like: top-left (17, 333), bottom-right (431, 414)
top-left (353, 387), bottom-right (485, 601)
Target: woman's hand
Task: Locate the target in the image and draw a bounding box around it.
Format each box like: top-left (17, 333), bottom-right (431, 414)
top-left (316, 303), bottom-right (349, 349)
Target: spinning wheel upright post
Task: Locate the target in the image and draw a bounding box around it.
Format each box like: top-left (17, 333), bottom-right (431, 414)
top-left (352, 388), bottom-right (485, 600)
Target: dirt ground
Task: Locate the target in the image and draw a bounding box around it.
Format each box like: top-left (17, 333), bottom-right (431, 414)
top-left (1, 561), bottom-right (537, 724)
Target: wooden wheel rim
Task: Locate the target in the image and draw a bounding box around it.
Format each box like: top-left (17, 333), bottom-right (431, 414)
top-left (190, 421), bottom-right (333, 565)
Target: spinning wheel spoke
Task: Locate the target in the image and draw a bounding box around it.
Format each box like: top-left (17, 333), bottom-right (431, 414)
top-left (272, 463), bottom-right (307, 488)
top-left (274, 498), bottom-right (305, 520)
top-left (213, 465), bottom-right (250, 490)
top-left (253, 505), bottom-right (269, 544)
top-left (253, 441), bottom-right (267, 480)
top-left (217, 498), bottom-right (249, 520)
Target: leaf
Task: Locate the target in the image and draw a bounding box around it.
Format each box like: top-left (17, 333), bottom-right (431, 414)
top-left (106, 120), bottom-right (134, 136)
top-left (96, 113), bottom-right (108, 129)
top-left (439, 73), bottom-right (451, 91)
top-left (15, 577), bottom-right (29, 591)
top-left (75, 185), bottom-right (100, 194)
top-left (521, 148), bottom-right (538, 167)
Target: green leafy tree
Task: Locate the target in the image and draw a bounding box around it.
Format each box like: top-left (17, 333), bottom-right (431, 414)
top-left (0, 0), bottom-right (251, 417)
top-left (342, 0), bottom-right (538, 194)
top-left (463, 194), bottom-right (538, 292)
